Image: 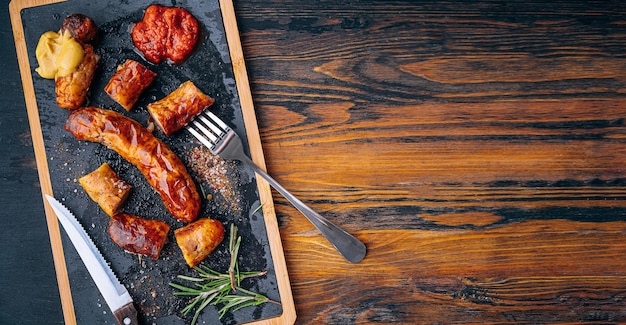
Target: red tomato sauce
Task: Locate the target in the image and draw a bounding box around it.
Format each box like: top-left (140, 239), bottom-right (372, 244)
top-left (131, 4), bottom-right (200, 64)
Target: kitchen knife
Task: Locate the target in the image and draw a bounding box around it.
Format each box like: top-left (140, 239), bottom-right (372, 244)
top-left (45, 195), bottom-right (139, 325)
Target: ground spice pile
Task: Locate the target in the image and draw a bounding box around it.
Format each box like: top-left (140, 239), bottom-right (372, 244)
top-left (186, 146), bottom-right (241, 214)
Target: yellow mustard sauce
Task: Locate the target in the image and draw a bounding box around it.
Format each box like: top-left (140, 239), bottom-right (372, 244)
top-left (35, 30), bottom-right (84, 79)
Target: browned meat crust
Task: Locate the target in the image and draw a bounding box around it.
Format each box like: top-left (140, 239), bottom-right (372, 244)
top-left (65, 107), bottom-right (201, 223)
top-left (174, 218), bottom-right (225, 267)
top-left (104, 59), bottom-right (156, 111)
top-left (61, 13), bottom-right (98, 44)
top-left (55, 44), bottom-right (99, 109)
top-left (78, 162), bottom-right (131, 217)
top-left (147, 80), bottom-right (214, 136)
top-left (108, 213), bottom-right (170, 259)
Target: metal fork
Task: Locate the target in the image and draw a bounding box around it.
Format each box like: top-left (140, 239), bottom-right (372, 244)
top-left (186, 111), bottom-right (366, 263)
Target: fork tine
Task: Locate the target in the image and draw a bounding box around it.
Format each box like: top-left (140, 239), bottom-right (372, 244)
top-left (186, 123), bottom-right (216, 150)
top-left (197, 114), bottom-right (224, 136)
top-left (193, 118), bottom-right (219, 142)
top-left (205, 111), bottom-right (230, 131)
top-left (186, 111), bottom-right (232, 152)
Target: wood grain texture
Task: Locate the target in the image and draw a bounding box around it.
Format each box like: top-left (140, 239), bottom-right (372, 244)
top-left (232, 0), bottom-right (626, 323)
top-left (219, 0), bottom-right (296, 323)
top-left (9, 0), bottom-right (295, 324)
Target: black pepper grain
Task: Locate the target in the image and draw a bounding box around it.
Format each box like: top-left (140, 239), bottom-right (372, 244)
top-left (185, 146), bottom-right (241, 214)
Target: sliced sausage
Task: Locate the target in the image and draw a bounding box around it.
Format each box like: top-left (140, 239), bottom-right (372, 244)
top-left (108, 213), bottom-right (170, 259)
top-left (65, 106), bottom-right (201, 222)
top-left (175, 218), bottom-right (224, 267)
top-left (147, 80), bottom-right (214, 136)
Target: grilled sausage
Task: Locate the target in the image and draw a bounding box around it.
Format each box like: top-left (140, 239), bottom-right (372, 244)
top-left (65, 107), bottom-right (201, 222)
top-left (61, 13), bottom-right (98, 44)
top-left (54, 42), bottom-right (100, 109)
top-left (147, 80), bottom-right (214, 136)
top-left (55, 14), bottom-right (100, 109)
top-left (105, 59), bottom-right (156, 111)
top-left (108, 213), bottom-right (170, 259)
top-left (174, 218), bottom-right (224, 267)
top-left (78, 162), bottom-right (131, 217)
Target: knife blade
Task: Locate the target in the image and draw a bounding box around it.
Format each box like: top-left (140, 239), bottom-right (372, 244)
top-left (45, 195), bottom-right (139, 325)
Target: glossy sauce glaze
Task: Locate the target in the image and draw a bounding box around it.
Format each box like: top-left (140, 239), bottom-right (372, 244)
top-left (131, 4), bottom-right (200, 64)
top-left (64, 107), bottom-right (201, 223)
top-left (108, 213), bottom-right (170, 259)
top-left (104, 59), bottom-right (157, 111)
top-left (147, 80), bottom-right (214, 136)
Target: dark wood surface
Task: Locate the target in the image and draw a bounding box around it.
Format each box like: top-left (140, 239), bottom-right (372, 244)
top-left (2, 0), bottom-right (626, 324)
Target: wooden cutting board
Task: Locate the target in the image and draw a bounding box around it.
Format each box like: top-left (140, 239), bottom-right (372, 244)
top-left (9, 0), bottom-right (295, 324)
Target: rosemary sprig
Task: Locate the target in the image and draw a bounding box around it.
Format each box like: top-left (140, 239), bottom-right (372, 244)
top-left (250, 203), bottom-right (264, 215)
top-left (169, 224), bottom-right (280, 324)
top-left (228, 224), bottom-right (241, 290)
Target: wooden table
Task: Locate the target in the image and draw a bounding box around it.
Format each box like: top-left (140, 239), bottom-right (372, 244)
top-left (2, 0), bottom-right (626, 324)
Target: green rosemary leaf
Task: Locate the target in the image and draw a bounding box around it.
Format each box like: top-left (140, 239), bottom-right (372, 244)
top-left (199, 183), bottom-right (206, 200)
top-left (250, 203), bottom-right (264, 215)
top-left (191, 289), bottom-right (222, 324)
top-left (169, 283), bottom-right (202, 294)
top-left (170, 224), bottom-right (280, 325)
top-left (181, 296), bottom-right (202, 316)
top-left (175, 275), bottom-right (204, 282)
top-left (229, 235), bottom-right (241, 289)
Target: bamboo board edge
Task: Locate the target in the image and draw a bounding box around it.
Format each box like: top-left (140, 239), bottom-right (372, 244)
top-left (9, 0), bottom-right (76, 324)
top-left (8, 0), bottom-right (295, 323)
top-left (218, 0), bottom-right (296, 324)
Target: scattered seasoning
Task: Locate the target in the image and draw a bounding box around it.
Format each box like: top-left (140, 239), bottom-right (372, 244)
top-left (186, 146), bottom-right (241, 214)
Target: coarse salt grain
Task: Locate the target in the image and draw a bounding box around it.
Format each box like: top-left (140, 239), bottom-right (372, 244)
top-left (185, 146), bottom-right (241, 213)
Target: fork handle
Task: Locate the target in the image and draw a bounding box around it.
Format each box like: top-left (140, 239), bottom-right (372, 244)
top-left (240, 156), bottom-right (366, 263)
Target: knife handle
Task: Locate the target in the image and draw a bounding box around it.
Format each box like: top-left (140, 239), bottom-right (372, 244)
top-left (113, 302), bottom-right (139, 325)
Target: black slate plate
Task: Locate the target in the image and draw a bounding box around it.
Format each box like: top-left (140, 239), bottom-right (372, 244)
top-left (18, 1), bottom-right (283, 324)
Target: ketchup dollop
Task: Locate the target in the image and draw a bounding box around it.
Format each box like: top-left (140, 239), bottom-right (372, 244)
top-left (131, 4), bottom-right (200, 64)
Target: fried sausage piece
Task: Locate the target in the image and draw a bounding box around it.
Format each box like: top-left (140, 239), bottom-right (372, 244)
top-left (65, 107), bottom-right (201, 222)
top-left (61, 14), bottom-right (98, 44)
top-left (105, 59), bottom-right (156, 111)
top-left (147, 81), bottom-right (214, 136)
top-left (175, 218), bottom-right (224, 267)
top-left (108, 213), bottom-right (170, 259)
top-left (54, 14), bottom-right (100, 109)
top-left (55, 43), bottom-right (99, 109)
top-left (79, 162), bottom-right (131, 217)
